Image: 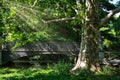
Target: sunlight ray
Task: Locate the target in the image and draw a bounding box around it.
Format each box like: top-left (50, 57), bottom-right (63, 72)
top-left (4, 0), bottom-right (47, 31)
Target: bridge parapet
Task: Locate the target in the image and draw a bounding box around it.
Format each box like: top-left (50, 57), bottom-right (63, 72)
top-left (2, 42), bottom-right (80, 65)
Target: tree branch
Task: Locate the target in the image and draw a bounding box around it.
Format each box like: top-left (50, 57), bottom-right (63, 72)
top-left (31, 0), bottom-right (38, 8)
top-left (76, 0), bottom-right (85, 10)
top-left (71, 6), bottom-right (78, 14)
top-left (100, 7), bottom-right (120, 26)
top-left (42, 17), bottom-right (76, 24)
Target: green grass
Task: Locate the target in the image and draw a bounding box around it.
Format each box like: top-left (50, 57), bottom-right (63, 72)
top-left (0, 61), bottom-right (120, 80)
top-left (0, 67), bottom-right (120, 80)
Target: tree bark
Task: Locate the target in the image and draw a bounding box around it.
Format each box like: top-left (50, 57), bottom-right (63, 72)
top-left (71, 0), bottom-right (120, 73)
top-left (71, 0), bottom-right (100, 72)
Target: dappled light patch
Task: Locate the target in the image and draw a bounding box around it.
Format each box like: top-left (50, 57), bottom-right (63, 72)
top-left (1, 0), bottom-right (80, 46)
top-left (0, 0), bottom-right (120, 79)
top-left (0, 66), bottom-right (120, 80)
top-left (0, 61), bottom-right (120, 80)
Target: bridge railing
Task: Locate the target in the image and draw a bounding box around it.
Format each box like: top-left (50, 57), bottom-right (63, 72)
top-left (1, 42), bottom-right (80, 65)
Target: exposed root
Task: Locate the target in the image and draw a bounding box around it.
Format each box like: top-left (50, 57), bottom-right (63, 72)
top-left (70, 61), bottom-right (87, 75)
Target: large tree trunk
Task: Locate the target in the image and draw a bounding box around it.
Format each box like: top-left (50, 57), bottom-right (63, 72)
top-left (72, 0), bottom-right (100, 72)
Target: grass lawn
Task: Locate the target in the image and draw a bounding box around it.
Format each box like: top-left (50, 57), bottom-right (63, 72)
top-left (0, 61), bottom-right (120, 80)
top-left (0, 67), bottom-right (120, 80)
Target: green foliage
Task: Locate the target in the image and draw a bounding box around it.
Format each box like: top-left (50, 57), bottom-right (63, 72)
top-left (100, 0), bottom-right (116, 10)
top-left (52, 61), bottom-right (71, 74)
top-left (0, 38), bottom-right (3, 46)
top-left (100, 66), bottom-right (118, 75)
top-left (0, 1), bottom-right (4, 35)
top-left (0, 63), bottom-right (120, 80)
top-left (99, 0), bottom-right (120, 51)
top-left (100, 16), bottom-right (120, 51)
top-left (0, 0), bottom-right (82, 50)
top-left (0, 0), bottom-right (119, 51)
top-left (0, 61), bottom-right (119, 80)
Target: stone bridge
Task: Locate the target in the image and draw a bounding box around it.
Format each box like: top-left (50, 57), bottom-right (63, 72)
top-left (1, 42), bottom-right (80, 65)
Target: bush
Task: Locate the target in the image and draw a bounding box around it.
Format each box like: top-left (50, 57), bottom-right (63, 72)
top-left (52, 60), bottom-right (72, 74)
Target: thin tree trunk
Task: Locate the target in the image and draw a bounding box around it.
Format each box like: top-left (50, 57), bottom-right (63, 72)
top-left (72, 0), bottom-right (100, 72)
